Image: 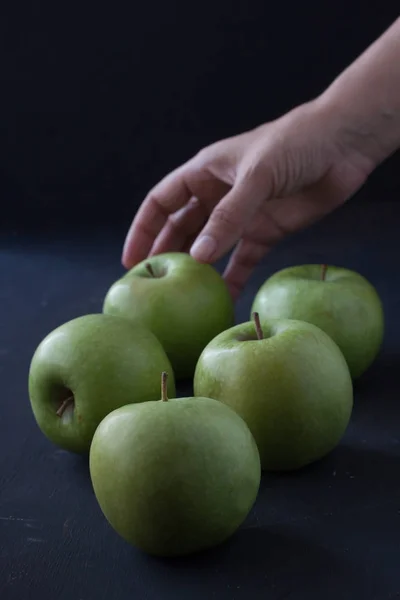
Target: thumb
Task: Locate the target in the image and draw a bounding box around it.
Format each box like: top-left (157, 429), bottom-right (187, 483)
top-left (190, 172), bottom-right (269, 263)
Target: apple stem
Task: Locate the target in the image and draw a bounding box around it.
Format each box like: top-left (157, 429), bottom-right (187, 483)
top-left (146, 262), bottom-right (155, 277)
top-left (56, 396), bottom-right (74, 417)
top-left (161, 372), bottom-right (168, 402)
top-left (252, 312), bottom-right (264, 340)
top-left (321, 264), bottom-right (328, 281)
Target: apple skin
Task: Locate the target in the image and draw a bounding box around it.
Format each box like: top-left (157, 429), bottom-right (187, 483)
top-left (89, 396), bottom-right (261, 557)
top-left (193, 318), bottom-right (353, 472)
top-left (28, 314), bottom-right (176, 454)
top-left (102, 252), bottom-right (235, 380)
top-left (251, 264), bottom-right (384, 379)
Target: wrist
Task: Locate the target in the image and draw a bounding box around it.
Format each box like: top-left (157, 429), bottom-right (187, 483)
top-left (315, 18), bottom-right (400, 173)
top-left (312, 93), bottom-right (381, 177)
top-left (316, 86), bottom-right (400, 175)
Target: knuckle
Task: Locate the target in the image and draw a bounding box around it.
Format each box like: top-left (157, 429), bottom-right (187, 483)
top-left (167, 212), bottom-right (180, 226)
top-left (146, 188), bottom-right (162, 207)
top-left (195, 140), bottom-right (224, 167)
top-left (240, 155), bottom-right (279, 198)
top-left (194, 146), bottom-right (212, 166)
top-left (212, 206), bottom-right (241, 232)
top-left (240, 156), bottom-right (273, 188)
top-left (241, 159), bottom-right (264, 182)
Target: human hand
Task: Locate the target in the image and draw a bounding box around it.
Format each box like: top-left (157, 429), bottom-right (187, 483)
top-left (123, 18), bottom-right (400, 298)
top-left (122, 99), bottom-right (373, 298)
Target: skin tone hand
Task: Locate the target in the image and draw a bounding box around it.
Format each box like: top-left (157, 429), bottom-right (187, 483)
top-left (122, 18), bottom-right (400, 299)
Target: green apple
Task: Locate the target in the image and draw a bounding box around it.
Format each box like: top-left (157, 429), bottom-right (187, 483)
top-left (102, 252), bottom-right (235, 380)
top-left (193, 313), bottom-right (353, 472)
top-left (89, 372), bottom-right (261, 557)
top-left (28, 313), bottom-right (176, 453)
top-left (251, 264), bottom-right (384, 379)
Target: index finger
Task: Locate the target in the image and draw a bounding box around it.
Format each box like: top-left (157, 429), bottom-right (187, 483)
top-left (122, 165), bottom-right (193, 268)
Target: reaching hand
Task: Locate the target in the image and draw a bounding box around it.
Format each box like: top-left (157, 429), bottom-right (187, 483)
top-left (122, 100), bottom-right (373, 298)
top-left (123, 18), bottom-right (400, 298)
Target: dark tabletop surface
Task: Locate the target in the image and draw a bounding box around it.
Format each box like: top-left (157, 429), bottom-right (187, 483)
top-left (1, 192), bottom-right (400, 600)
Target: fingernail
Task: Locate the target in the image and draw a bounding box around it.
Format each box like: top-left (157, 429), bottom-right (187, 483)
top-left (190, 235), bottom-right (217, 262)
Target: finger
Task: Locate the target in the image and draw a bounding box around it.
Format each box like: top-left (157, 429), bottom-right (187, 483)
top-left (149, 175), bottom-right (231, 256)
top-left (182, 233), bottom-right (199, 254)
top-left (190, 175), bottom-right (267, 264)
top-left (223, 238), bottom-right (271, 300)
top-left (122, 165), bottom-right (193, 268)
top-left (149, 197), bottom-right (208, 256)
top-left (221, 178), bottom-right (344, 298)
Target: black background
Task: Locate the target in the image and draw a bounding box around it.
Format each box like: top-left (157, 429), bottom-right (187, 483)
top-left (0, 1), bottom-right (399, 228)
top-left (1, 3), bottom-right (400, 599)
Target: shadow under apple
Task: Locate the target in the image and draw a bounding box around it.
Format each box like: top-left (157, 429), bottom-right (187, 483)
top-left (67, 452), bottom-right (94, 493)
top-left (135, 524), bottom-right (377, 600)
top-left (353, 349), bottom-right (400, 398)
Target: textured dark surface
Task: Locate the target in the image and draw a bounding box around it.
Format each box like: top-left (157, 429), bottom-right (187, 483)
top-left (1, 193), bottom-right (400, 600)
